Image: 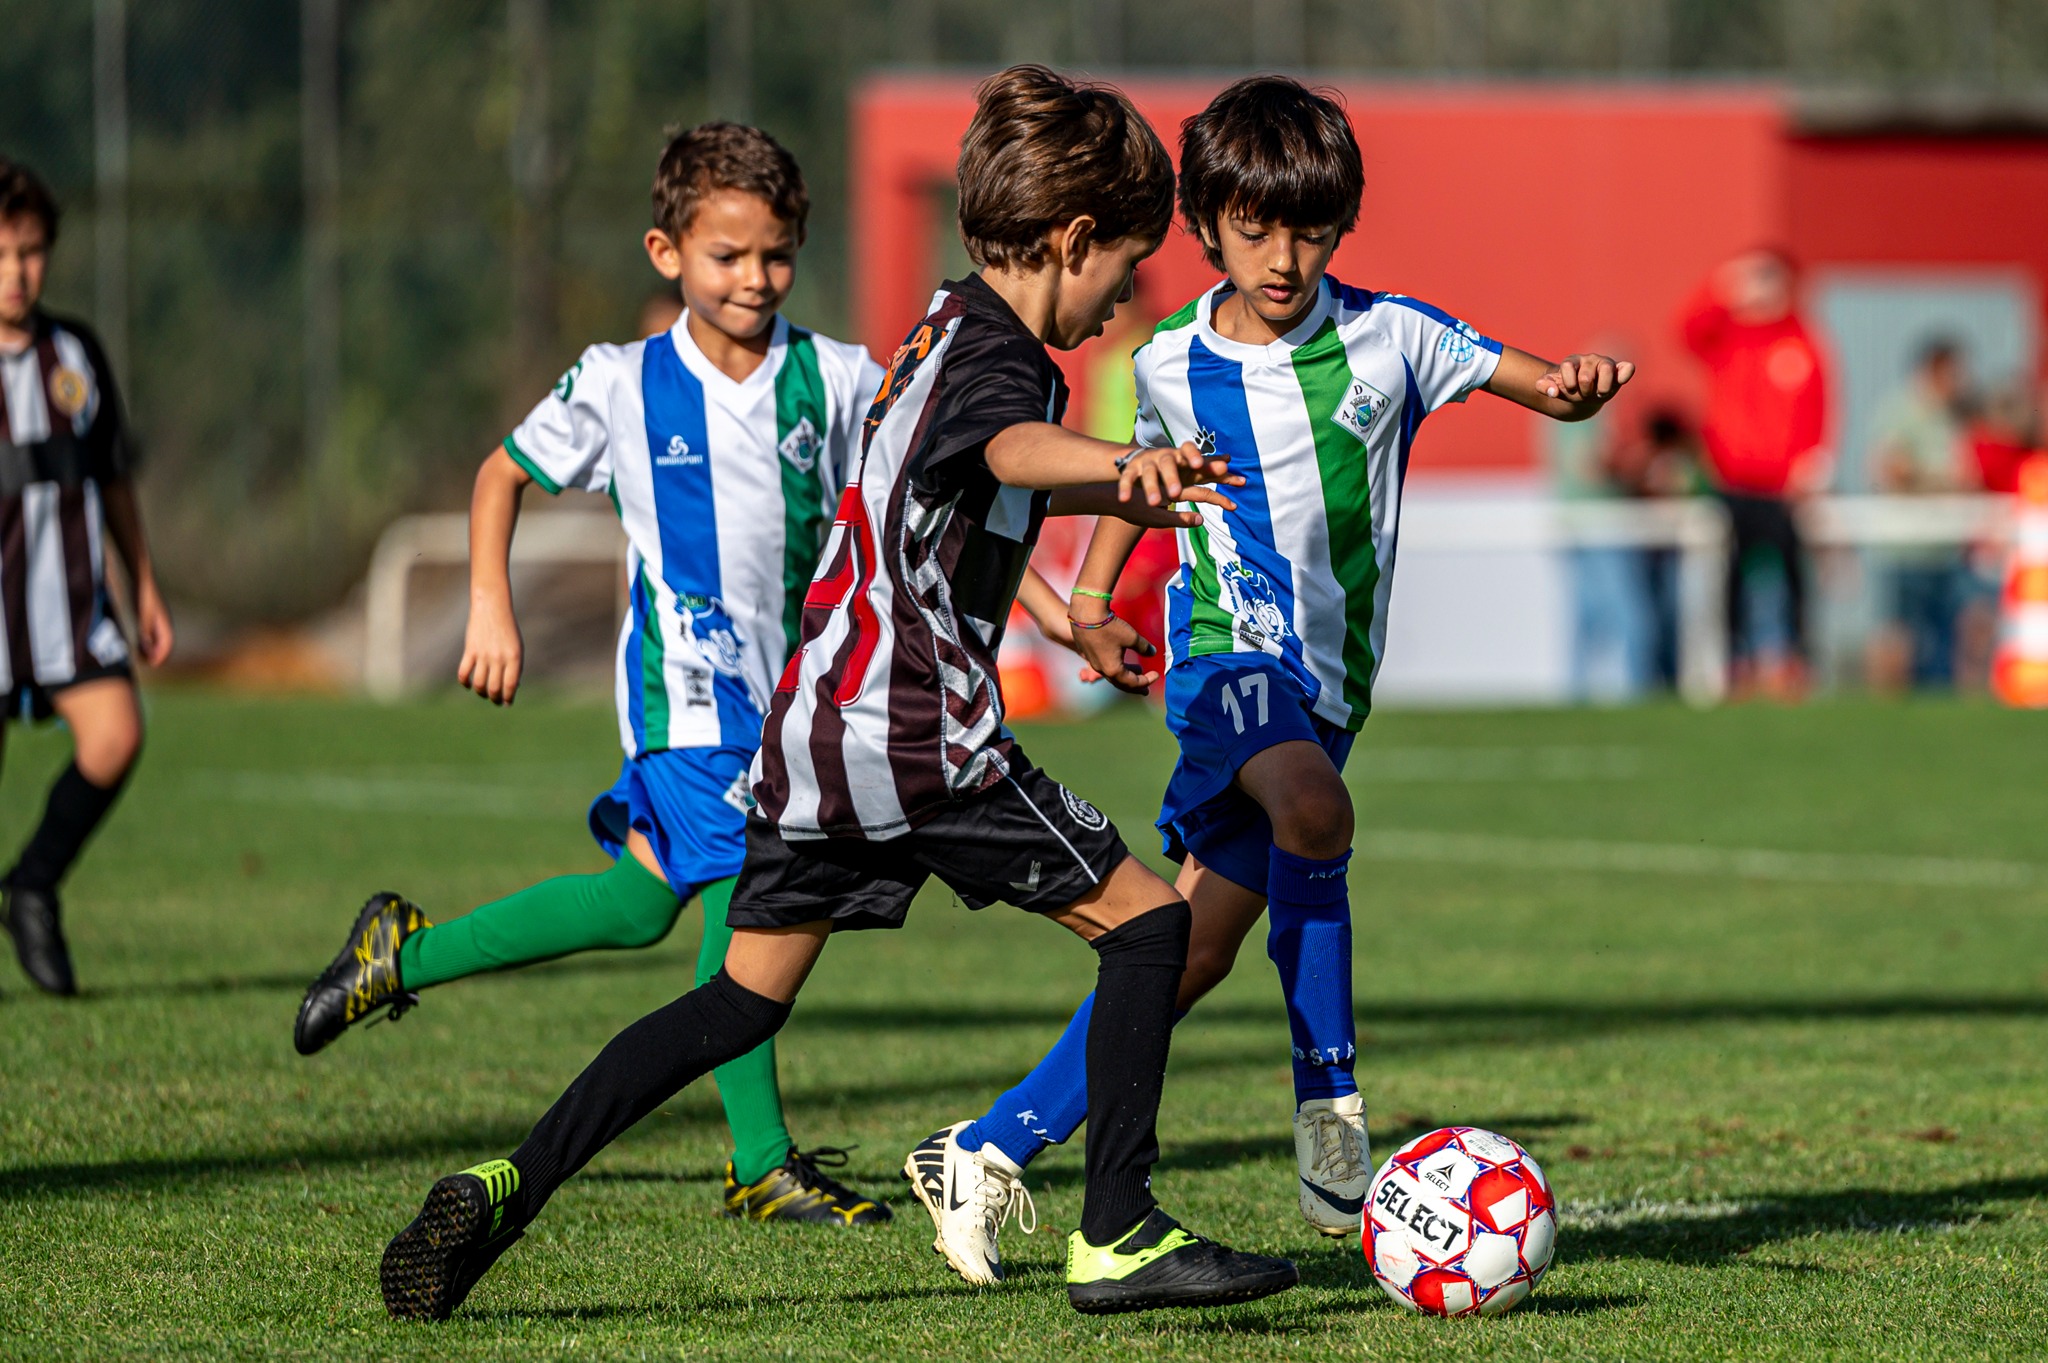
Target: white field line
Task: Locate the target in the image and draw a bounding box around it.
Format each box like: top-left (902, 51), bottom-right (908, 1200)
top-left (184, 768), bottom-right (594, 819)
top-left (1355, 829), bottom-right (2039, 890)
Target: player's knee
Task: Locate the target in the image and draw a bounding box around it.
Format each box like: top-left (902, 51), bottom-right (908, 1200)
top-left (1267, 780), bottom-right (1353, 860)
top-left (75, 726), bottom-right (142, 788)
top-left (1179, 940), bottom-right (1237, 1003)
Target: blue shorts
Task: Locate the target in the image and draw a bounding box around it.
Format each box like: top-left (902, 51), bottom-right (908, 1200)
top-left (1157, 654), bottom-right (1355, 898)
top-left (588, 746), bottom-right (755, 898)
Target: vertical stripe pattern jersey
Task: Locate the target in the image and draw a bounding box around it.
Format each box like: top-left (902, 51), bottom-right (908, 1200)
top-left (753, 275), bottom-right (1067, 841)
top-left (504, 315), bottom-right (882, 758)
top-left (0, 313), bottom-right (132, 697)
top-left (1139, 277), bottom-right (1502, 729)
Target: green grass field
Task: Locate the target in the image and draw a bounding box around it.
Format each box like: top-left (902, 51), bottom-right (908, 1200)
top-left (2, 691), bottom-right (2045, 1361)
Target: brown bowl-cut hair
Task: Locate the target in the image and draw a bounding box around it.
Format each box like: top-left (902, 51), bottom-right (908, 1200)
top-left (1179, 76), bottom-right (1363, 271)
top-left (956, 65), bottom-right (1174, 271)
top-left (0, 158), bottom-right (60, 243)
top-left (652, 122), bottom-right (808, 244)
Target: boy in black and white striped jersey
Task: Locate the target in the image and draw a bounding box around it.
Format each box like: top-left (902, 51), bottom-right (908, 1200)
top-left (0, 158), bottom-right (173, 996)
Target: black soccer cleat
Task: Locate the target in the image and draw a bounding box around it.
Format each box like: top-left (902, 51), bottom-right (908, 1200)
top-left (381, 1159), bottom-right (526, 1321)
top-left (1066, 1209), bottom-right (1299, 1315)
top-left (6, 883), bottom-right (77, 996)
top-left (724, 1146), bottom-right (893, 1226)
top-left (293, 892), bottom-right (431, 1055)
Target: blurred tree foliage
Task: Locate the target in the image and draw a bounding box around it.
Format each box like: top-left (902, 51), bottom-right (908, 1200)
top-left (1, 0), bottom-right (2043, 621)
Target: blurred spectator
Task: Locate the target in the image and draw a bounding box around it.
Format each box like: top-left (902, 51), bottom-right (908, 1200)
top-left (1548, 403), bottom-right (1651, 701)
top-left (1968, 378), bottom-right (2043, 496)
top-left (1680, 249), bottom-right (1828, 700)
top-left (1867, 338), bottom-right (1970, 691)
top-left (1606, 408), bottom-right (1705, 690)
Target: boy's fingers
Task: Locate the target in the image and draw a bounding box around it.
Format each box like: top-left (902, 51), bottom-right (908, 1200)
top-left (1615, 360), bottom-right (1636, 385)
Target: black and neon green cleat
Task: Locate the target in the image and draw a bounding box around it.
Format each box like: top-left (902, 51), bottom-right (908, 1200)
top-left (723, 1146), bottom-right (893, 1226)
top-left (1066, 1209), bottom-right (1298, 1315)
top-left (381, 1159), bottom-right (526, 1321)
top-left (293, 892), bottom-right (431, 1056)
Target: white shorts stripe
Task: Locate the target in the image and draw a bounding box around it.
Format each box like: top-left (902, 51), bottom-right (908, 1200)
top-left (22, 483), bottom-right (76, 685)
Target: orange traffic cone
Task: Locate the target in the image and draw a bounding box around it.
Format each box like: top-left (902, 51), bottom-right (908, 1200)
top-left (1991, 455), bottom-right (2048, 708)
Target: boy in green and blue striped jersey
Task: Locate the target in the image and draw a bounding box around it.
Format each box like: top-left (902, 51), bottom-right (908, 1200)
top-left (920, 76), bottom-right (1635, 1278)
top-left (293, 123), bottom-right (890, 1227)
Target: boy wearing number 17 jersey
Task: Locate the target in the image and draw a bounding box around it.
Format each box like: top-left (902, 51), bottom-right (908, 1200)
top-left (918, 76), bottom-right (1634, 1283)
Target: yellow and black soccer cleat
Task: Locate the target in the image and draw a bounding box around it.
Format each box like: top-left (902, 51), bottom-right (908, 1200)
top-left (723, 1146), bottom-right (893, 1227)
top-left (1066, 1209), bottom-right (1299, 1315)
top-left (293, 891), bottom-right (431, 1055)
top-left (382, 1159), bottom-right (526, 1321)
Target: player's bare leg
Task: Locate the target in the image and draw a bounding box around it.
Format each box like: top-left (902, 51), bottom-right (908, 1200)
top-left (5, 678), bottom-right (143, 996)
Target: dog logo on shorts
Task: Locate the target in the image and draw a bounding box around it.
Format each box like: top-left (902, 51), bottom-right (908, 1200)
top-left (1060, 786), bottom-right (1108, 831)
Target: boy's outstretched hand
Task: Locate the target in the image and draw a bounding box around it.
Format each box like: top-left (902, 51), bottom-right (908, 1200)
top-left (1070, 611), bottom-right (1161, 695)
top-left (1538, 353), bottom-right (1635, 403)
top-left (1486, 346), bottom-right (1634, 420)
top-left (1117, 441), bottom-right (1244, 511)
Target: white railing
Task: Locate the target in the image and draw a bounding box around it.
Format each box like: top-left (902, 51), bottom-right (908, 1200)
top-left (363, 510), bottom-right (626, 700)
top-left (360, 494), bottom-right (2015, 704)
top-left (1391, 493), bottom-right (2013, 707)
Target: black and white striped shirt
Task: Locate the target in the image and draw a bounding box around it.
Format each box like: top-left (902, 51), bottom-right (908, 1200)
top-left (0, 312), bottom-right (131, 693)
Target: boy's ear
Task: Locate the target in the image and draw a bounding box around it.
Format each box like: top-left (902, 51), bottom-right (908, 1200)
top-left (1055, 215), bottom-right (1099, 274)
top-left (644, 229), bottom-right (684, 281)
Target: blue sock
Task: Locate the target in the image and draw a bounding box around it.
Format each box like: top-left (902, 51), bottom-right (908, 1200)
top-left (959, 993), bottom-right (1095, 1168)
top-left (960, 994), bottom-right (1191, 1170)
top-left (1267, 846), bottom-right (1356, 1103)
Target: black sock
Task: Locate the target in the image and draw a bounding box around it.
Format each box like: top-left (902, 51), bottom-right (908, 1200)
top-left (1080, 901), bottom-right (1191, 1246)
top-left (507, 970), bottom-right (791, 1224)
top-left (8, 763), bottom-right (127, 894)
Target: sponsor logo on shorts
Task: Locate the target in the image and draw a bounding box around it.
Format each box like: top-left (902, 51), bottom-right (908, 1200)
top-left (1060, 786), bottom-right (1108, 831)
top-left (723, 767), bottom-right (755, 813)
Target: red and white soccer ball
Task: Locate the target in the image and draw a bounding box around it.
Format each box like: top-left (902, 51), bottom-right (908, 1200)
top-left (1362, 1126), bottom-right (1556, 1318)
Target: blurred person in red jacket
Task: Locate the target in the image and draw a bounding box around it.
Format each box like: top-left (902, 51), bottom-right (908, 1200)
top-left (1680, 249), bottom-right (1829, 699)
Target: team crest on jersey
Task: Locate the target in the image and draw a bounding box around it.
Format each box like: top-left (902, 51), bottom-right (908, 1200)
top-left (48, 367), bottom-right (89, 419)
top-left (1331, 377), bottom-right (1390, 444)
top-left (1060, 786), bottom-right (1108, 831)
top-left (656, 433), bottom-right (702, 467)
top-left (1437, 320), bottom-right (1482, 364)
top-left (677, 592), bottom-right (745, 676)
top-left (1219, 560), bottom-right (1290, 646)
top-left (778, 416), bottom-right (821, 474)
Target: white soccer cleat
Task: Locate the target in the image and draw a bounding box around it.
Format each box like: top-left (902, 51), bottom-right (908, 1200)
top-left (1294, 1092), bottom-right (1372, 1237)
top-left (902, 1120), bottom-right (1037, 1286)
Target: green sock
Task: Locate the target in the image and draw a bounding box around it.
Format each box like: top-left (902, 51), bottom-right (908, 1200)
top-left (698, 876), bottom-right (794, 1185)
top-left (397, 853), bottom-right (682, 989)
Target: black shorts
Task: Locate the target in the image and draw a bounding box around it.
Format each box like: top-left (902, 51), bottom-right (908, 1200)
top-left (6, 660), bottom-right (133, 724)
top-left (727, 760), bottom-right (1130, 932)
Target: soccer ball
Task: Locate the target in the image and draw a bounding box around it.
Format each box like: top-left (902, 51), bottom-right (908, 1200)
top-left (1362, 1126), bottom-right (1555, 1317)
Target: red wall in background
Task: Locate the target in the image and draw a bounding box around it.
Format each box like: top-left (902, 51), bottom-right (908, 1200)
top-left (851, 77), bottom-right (2048, 476)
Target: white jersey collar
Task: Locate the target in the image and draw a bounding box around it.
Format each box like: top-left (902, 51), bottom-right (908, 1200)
top-left (666, 311), bottom-right (786, 394)
top-left (1194, 277), bottom-right (1333, 366)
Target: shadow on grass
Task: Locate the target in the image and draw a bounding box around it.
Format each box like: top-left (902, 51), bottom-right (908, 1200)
top-left (1524, 1292), bottom-right (1643, 1316)
top-left (1568, 1174), bottom-right (2048, 1268)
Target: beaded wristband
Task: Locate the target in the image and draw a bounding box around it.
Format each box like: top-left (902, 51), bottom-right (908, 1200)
top-left (1067, 610), bottom-right (1117, 631)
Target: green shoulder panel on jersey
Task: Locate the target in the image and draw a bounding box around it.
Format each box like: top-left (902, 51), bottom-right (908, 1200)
top-left (502, 435), bottom-right (564, 496)
top-left (1154, 297), bottom-right (1201, 335)
top-left (1290, 317), bottom-right (1380, 724)
top-left (772, 328), bottom-right (833, 655)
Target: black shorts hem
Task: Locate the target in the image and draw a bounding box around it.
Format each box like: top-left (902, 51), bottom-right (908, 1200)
top-left (7, 662), bottom-right (135, 723)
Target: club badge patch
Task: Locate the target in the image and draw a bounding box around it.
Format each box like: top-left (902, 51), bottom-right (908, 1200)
top-left (1060, 786), bottom-right (1108, 831)
top-left (48, 367), bottom-right (90, 419)
top-left (1331, 377), bottom-right (1390, 444)
top-left (778, 416), bottom-right (821, 474)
